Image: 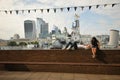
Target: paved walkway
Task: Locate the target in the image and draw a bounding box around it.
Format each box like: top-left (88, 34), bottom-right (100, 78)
top-left (0, 71), bottom-right (120, 80)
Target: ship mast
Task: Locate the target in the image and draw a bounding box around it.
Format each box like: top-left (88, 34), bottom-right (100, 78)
top-left (73, 14), bottom-right (80, 33)
top-left (71, 13), bottom-right (80, 42)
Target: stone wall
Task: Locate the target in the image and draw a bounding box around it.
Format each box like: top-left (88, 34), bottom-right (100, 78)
top-left (0, 49), bottom-right (120, 74)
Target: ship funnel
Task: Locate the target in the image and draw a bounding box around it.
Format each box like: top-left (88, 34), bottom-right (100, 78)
top-left (108, 29), bottom-right (119, 47)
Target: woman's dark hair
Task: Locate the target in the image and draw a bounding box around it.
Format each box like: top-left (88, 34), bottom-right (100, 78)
top-left (91, 37), bottom-right (98, 45)
top-left (92, 37), bottom-right (97, 41)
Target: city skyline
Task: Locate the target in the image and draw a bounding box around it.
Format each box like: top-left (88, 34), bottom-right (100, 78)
top-left (0, 0), bottom-right (120, 40)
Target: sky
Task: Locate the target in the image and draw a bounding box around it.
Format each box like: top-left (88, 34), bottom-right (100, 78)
top-left (0, 0), bottom-right (120, 40)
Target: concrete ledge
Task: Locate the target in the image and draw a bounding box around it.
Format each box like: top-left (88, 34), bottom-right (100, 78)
top-left (0, 61), bottom-right (120, 66)
top-left (0, 49), bottom-right (120, 63)
top-left (0, 49), bottom-right (120, 74)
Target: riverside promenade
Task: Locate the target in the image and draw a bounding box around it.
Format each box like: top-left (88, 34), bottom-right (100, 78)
top-left (0, 71), bottom-right (120, 80)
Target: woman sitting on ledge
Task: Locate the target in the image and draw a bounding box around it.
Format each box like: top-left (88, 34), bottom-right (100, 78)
top-left (90, 37), bottom-right (100, 58)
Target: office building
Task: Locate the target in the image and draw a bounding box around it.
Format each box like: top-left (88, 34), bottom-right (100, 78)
top-left (24, 20), bottom-right (36, 39)
top-left (37, 18), bottom-right (49, 38)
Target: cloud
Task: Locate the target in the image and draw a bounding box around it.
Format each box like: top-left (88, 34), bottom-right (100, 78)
top-left (0, 0), bottom-right (14, 9)
top-left (0, 0), bottom-right (120, 10)
top-left (90, 5), bottom-right (120, 32)
top-left (0, 13), bottom-right (25, 39)
top-left (13, 0), bottom-right (58, 9)
top-left (92, 4), bottom-right (120, 19)
top-left (0, 0), bottom-right (120, 39)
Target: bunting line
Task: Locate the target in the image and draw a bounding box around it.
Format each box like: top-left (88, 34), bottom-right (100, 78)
top-left (0, 3), bottom-right (120, 14)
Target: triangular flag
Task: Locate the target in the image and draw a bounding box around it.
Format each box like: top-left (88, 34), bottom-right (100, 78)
top-left (5, 10), bottom-right (7, 14)
top-left (16, 10), bottom-right (19, 14)
top-left (67, 7), bottom-right (70, 11)
top-left (47, 9), bottom-right (49, 13)
top-left (74, 7), bottom-right (77, 11)
top-left (96, 5), bottom-right (99, 8)
top-left (22, 10), bottom-right (24, 13)
top-left (81, 6), bottom-right (84, 10)
top-left (54, 9), bottom-right (56, 13)
top-left (60, 8), bottom-right (63, 12)
top-left (89, 6), bottom-right (91, 10)
top-left (104, 4), bottom-right (107, 7)
top-left (112, 4), bottom-right (116, 7)
top-left (10, 11), bottom-right (12, 14)
top-left (34, 9), bottom-right (36, 12)
top-left (28, 10), bottom-right (30, 13)
top-left (40, 9), bottom-right (43, 13)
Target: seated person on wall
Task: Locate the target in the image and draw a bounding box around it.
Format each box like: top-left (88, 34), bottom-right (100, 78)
top-left (64, 34), bottom-right (78, 50)
top-left (90, 37), bottom-right (100, 58)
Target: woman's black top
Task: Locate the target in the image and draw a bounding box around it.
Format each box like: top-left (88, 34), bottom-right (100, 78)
top-left (91, 39), bottom-right (99, 48)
